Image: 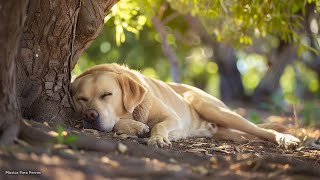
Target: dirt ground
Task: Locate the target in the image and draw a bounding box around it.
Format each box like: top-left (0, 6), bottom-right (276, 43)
top-left (1, 108), bottom-right (320, 180)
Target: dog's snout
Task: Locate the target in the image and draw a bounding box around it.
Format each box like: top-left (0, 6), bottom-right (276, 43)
top-left (83, 109), bottom-right (100, 121)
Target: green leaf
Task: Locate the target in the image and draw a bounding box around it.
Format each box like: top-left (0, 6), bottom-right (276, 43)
top-left (64, 135), bottom-right (78, 145)
top-left (249, 111), bottom-right (261, 124)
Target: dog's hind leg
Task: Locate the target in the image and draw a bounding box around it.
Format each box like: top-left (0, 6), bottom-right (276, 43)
top-left (214, 127), bottom-right (258, 142)
top-left (181, 90), bottom-right (300, 148)
top-left (257, 122), bottom-right (287, 133)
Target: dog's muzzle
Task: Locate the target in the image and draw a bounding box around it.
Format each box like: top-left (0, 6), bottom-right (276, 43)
top-left (82, 109), bottom-right (113, 132)
top-left (83, 109), bottom-right (100, 122)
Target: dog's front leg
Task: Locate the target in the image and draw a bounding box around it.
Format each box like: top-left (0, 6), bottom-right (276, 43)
top-left (148, 117), bottom-right (179, 148)
top-left (113, 119), bottom-right (150, 137)
top-left (146, 96), bottom-right (182, 148)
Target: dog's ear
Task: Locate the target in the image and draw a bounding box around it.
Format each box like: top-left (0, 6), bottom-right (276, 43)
top-left (117, 74), bottom-right (147, 113)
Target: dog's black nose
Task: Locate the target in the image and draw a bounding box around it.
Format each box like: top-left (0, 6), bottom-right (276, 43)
top-left (83, 109), bottom-right (99, 122)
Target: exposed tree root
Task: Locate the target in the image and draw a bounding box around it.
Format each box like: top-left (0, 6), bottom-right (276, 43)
top-left (19, 119), bottom-right (117, 153)
top-left (0, 123), bottom-right (20, 145)
top-left (235, 155), bottom-right (320, 177)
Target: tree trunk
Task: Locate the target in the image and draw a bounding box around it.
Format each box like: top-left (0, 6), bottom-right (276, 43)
top-left (213, 43), bottom-right (246, 102)
top-left (302, 3), bottom-right (320, 95)
top-left (184, 15), bottom-right (245, 101)
top-left (16, 0), bottom-right (118, 125)
top-left (0, 0), bottom-right (29, 144)
top-left (252, 40), bottom-right (296, 102)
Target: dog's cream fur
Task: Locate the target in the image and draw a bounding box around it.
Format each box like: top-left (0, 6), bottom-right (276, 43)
top-left (71, 63), bottom-right (300, 148)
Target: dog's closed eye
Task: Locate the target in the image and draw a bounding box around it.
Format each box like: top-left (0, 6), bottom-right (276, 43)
top-left (100, 92), bottom-right (112, 99)
top-left (77, 97), bottom-right (88, 102)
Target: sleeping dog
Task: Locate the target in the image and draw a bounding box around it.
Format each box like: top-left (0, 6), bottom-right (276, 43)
top-left (71, 63), bottom-right (300, 148)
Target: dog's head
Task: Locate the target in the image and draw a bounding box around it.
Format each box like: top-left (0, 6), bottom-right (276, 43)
top-left (71, 71), bottom-right (147, 132)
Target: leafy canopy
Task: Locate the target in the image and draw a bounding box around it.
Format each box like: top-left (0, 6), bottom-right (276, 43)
top-left (106, 0), bottom-right (320, 46)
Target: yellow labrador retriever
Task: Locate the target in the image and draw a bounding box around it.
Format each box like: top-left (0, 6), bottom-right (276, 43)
top-left (71, 63), bottom-right (300, 148)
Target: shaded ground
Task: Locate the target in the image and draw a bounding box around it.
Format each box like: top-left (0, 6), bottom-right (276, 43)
top-left (1, 108), bottom-right (320, 180)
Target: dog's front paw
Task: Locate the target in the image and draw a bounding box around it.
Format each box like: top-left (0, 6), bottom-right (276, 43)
top-left (114, 120), bottom-right (149, 137)
top-left (276, 134), bottom-right (300, 149)
top-left (148, 135), bottom-right (171, 148)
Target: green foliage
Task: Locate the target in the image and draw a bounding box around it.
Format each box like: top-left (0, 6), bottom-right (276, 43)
top-left (91, 0), bottom-right (319, 95)
top-left (72, 15), bottom-right (220, 91)
top-left (280, 62), bottom-right (319, 104)
top-left (171, 0), bottom-right (319, 45)
top-left (257, 91), bottom-right (287, 115)
top-left (237, 51), bottom-right (267, 94)
top-left (301, 101), bottom-right (320, 126)
top-left (105, 0), bottom-right (148, 45)
top-left (280, 65), bottom-right (296, 102)
top-left (55, 125), bottom-right (78, 145)
top-left (296, 62), bottom-right (319, 93)
top-left (105, 0), bottom-right (319, 46)
top-left (270, 92), bottom-right (286, 114)
top-left (249, 111), bottom-right (261, 124)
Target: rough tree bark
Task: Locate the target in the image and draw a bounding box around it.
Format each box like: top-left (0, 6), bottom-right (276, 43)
top-left (0, 0), bottom-right (29, 144)
top-left (252, 40), bottom-right (296, 102)
top-left (184, 15), bottom-right (245, 101)
top-left (16, 0), bottom-right (118, 124)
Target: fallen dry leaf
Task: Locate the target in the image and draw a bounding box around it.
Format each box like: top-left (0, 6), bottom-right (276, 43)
top-left (117, 142), bottom-right (128, 154)
top-left (186, 148), bottom-right (208, 154)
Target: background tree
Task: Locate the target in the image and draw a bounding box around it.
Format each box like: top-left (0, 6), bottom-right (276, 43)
top-left (184, 14), bottom-right (246, 101)
top-left (16, 0), bottom-right (118, 124)
top-left (0, 0), bottom-right (29, 144)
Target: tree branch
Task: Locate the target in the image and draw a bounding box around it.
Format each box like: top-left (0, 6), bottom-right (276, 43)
top-left (71, 0), bottom-right (119, 68)
top-left (152, 4), bottom-right (181, 83)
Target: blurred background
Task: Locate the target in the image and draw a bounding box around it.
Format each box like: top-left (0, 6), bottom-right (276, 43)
top-left (72, 0), bottom-right (320, 127)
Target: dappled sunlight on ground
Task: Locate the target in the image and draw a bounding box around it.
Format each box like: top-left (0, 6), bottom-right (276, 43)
top-left (1, 109), bottom-right (319, 179)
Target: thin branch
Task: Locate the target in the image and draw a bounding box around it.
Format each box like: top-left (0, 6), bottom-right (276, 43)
top-left (162, 12), bottom-right (180, 25)
top-left (152, 3), bottom-right (181, 82)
